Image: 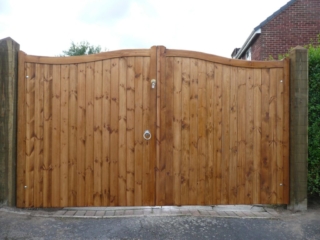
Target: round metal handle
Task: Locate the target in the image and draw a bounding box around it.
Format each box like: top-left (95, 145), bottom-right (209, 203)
top-left (143, 130), bottom-right (151, 140)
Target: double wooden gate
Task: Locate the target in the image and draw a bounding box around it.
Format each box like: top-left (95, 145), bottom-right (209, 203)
top-left (17, 46), bottom-right (289, 207)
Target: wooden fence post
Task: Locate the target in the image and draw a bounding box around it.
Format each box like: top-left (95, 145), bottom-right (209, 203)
top-left (0, 37), bottom-right (20, 206)
top-left (288, 46), bottom-right (308, 211)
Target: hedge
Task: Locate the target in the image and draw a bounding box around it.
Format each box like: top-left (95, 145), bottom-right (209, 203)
top-left (307, 36), bottom-right (320, 196)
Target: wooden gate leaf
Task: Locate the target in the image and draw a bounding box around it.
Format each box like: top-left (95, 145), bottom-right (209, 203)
top-left (17, 47), bottom-right (289, 207)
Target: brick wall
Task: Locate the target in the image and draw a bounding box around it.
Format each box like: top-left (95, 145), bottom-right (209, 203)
top-left (251, 0), bottom-right (320, 60)
top-left (251, 36), bottom-right (262, 60)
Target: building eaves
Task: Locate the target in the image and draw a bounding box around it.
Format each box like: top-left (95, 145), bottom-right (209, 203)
top-left (253, 0), bottom-right (297, 31)
top-left (234, 0), bottom-right (297, 59)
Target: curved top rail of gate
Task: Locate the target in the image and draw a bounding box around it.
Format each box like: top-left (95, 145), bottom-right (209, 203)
top-left (165, 49), bottom-right (286, 68)
top-left (23, 49), bottom-right (151, 64)
top-left (22, 46), bottom-right (287, 68)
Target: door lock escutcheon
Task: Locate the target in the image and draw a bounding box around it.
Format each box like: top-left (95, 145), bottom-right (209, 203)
top-left (143, 130), bottom-right (151, 140)
top-left (151, 79), bottom-right (156, 89)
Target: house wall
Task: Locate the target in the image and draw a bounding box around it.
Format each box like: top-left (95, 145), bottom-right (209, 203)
top-left (251, 36), bottom-right (263, 60)
top-left (250, 0), bottom-right (320, 60)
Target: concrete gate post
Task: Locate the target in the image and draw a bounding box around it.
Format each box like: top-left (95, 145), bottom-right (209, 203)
top-left (0, 37), bottom-right (20, 206)
top-left (288, 46), bottom-right (308, 211)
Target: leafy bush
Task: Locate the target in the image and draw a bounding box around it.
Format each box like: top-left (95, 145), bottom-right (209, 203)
top-left (308, 36), bottom-right (320, 196)
top-left (61, 41), bottom-right (102, 56)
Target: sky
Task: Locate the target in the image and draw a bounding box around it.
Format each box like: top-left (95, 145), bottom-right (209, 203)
top-left (0, 0), bottom-right (291, 58)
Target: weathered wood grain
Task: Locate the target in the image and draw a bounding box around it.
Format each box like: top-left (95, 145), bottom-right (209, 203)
top-left (253, 69), bottom-right (262, 204)
top-left (180, 58), bottom-right (190, 205)
top-left (102, 60), bottom-right (111, 206)
top-left (237, 68), bottom-right (246, 204)
top-left (68, 64), bottom-right (77, 206)
top-left (110, 58), bottom-right (119, 206)
top-left (118, 57), bottom-right (127, 206)
top-left (229, 66), bottom-right (238, 204)
top-left (60, 64), bottom-right (69, 206)
top-left (126, 57), bottom-right (135, 206)
top-left (134, 57), bottom-right (143, 206)
top-left (51, 65), bottom-right (61, 207)
top-left (173, 57), bottom-right (182, 206)
top-left (93, 61), bottom-right (102, 206)
top-left (76, 63), bottom-right (86, 206)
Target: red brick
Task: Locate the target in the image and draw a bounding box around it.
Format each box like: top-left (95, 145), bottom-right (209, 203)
top-left (248, 0), bottom-right (320, 60)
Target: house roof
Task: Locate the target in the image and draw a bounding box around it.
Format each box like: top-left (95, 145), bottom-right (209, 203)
top-left (233, 0), bottom-right (298, 59)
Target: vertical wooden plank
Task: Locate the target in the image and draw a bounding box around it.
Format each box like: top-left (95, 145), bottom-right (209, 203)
top-left (33, 64), bottom-right (43, 207)
top-left (165, 57), bottom-right (174, 205)
top-left (76, 63), bottom-right (86, 206)
top-left (173, 57), bottom-right (182, 206)
top-left (25, 63), bottom-right (35, 207)
top-left (118, 57), bottom-right (127, 206)
top-left (85, 62), bottom-right (94, 206)
top-left (43, 64), bottom-right (53, 207)
top-left (221, 65), bottom-right (230, 204)
top-left (180, 58), bottom-right (190, 205)
top-left (253, 69), bottom-right (262, 204)
top-left (205, 62), bottom-right (214, 205)
top-left (269, 69), bottom-right (277, 204)
top-left (260, 69), bottom-right (271, 203)
top-left (229, 67), bottom-right (238, 204)
top-left (17, 51), bottom-right (26, 207)
top-left (283, 58), bottom-right (290, 204)
top-left (68, 64), bottom-right (77, 206)
top-left (126, 57), bottom-right (135, 206)
top-left (188, 59), bottom-right (198, 205)
top-left (93, 61), bottom-right (103, 206)
top-left (237, 68), bottom-right (246, 204)
top-left (213, 64), bottom-right (222, 204)
top-left (154, 46), bottom-right (160, 206)
top-left (102, 59), bottom-right (111, 206)
top-left (51, 65), bottom-right (61, 207)
top-left (134, 57), bottom-right (143, 206)
top-left (110, 58), bottom-right (119, 206)
top-left (143, 47), bottom-right (156, 206)
top-left (148, 47), bottom-right (157, 206)
top-left (38, 65), bottom-right (44, 208)
top-left (60, 65), bottom-right (69, 206)
top-left (197, 60), bottom-right (207, 205)
top-left (276, 69), bottom-right (284, 204)
top-left (157, 48), bottom-right (166, 206)
top-left (245, 69), bottom-right (254, 204)
top-left (142, 56), bottom-right (151, 205)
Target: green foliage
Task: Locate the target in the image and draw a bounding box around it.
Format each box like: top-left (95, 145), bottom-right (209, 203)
top-left (61, 41), bottom-right (101, 56)
top-left (277, 51), bottom-right (290, 60)
top-left (307, 35), bottom-right (320, 196)
top-left (268, 55), bottom-right (275, 60)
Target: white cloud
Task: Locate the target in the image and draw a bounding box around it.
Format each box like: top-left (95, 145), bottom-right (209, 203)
top-left (0, 0), bottom-right (291, 58)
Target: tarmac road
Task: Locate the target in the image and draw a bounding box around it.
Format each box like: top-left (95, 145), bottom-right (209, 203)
top-left (1, 201), bottom-right (319, 240)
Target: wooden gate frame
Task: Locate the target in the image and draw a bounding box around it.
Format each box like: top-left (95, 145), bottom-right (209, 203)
top-left (15, 45), bottom-right (292, 207)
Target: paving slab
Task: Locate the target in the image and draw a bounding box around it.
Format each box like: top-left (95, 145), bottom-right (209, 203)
top-left (115, 210), bottom-right (125, 216)
top-left (74, 211), bottom-right (86, 216)
top-left (105, 211), bottom-right (115, 216)
top-left (0, 205), bottom-right (281, 219)
top-left (95, 211), bottom-right (105, 216)
top-left (53, 210), bottom-right (66, 216)
top-left (64, 211), bottom-right (76, 216)
top-left (85, 211), bottom-right (96, 217)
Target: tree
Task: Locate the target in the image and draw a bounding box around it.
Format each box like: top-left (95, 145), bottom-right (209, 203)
top-left (61, 41), bottom-right (102, 56)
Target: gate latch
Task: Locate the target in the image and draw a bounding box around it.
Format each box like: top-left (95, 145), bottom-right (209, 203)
top-left (151, 79), bottom-right (156, 89)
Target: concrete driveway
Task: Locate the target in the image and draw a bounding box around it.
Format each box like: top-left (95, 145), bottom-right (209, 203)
top-left (0, 200), bottom-right (319, 240)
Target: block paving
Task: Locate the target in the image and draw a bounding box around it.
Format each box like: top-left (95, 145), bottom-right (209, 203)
top-left (0, 205), bottom-right (280, 219)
